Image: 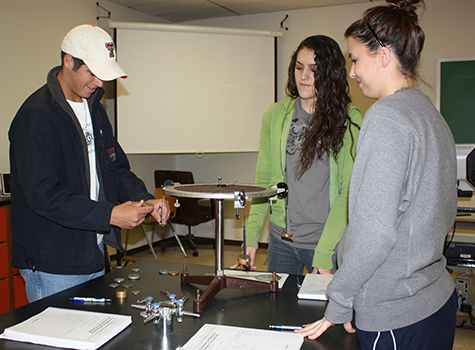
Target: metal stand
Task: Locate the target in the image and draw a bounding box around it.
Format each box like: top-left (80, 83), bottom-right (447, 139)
top-left (164, 183), bottom-right (277, 312)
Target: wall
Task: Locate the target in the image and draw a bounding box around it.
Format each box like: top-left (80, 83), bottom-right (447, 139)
top-left (179, 0), bottom-right (475, 242)
top-left (0, 0), bottom-right (171, 251)
top-left (0, 0), bottom-right (169, 174)
top-left (185, 0), bottom-right (475, 107)
top-left (1, 0), bottom-right (474, 251)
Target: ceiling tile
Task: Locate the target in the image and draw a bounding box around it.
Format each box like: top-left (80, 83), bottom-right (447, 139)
top-left (135, 0), bottom-right (216, 16)
top-left (160, 7), bottom-right (237, 22)
top-left (108, 0), bottom-right (167, 7)
top-left (106, 0), bottom-right (369, 23)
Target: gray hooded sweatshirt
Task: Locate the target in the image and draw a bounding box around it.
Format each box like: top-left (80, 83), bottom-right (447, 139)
top-left (325, 88), bottom-right (456, 332)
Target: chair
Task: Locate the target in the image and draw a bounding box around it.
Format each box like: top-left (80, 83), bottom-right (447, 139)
top-left (154, 170), bottom-right (215, 257)
top-left (145, 187), bottom-right (189, 258)
top-left (122, 187), bottom-right (188, 265)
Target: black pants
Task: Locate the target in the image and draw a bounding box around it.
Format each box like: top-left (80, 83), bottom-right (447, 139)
top-left (357, 289), bottom-right (457, 350)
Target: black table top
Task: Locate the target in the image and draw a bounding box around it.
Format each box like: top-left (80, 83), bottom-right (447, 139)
top-left (0, 260), bottom-right (360, 350)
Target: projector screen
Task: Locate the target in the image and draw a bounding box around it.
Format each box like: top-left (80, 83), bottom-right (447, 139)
top-left (112, 22), bottom-right (279, 154)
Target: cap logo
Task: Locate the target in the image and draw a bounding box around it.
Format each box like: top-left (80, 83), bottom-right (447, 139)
top-left (105, 42), bottom-right (115, 58)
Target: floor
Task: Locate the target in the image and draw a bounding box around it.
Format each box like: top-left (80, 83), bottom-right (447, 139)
top-left (112, 240), bottom-right (475, 350)
top-left (115, 239), bottom-right (269, 270)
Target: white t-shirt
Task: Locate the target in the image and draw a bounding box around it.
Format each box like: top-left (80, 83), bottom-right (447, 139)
top-left (67, 98), bottom-right (102, 244)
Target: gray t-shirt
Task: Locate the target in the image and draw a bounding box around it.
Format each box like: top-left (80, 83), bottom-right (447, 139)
top-left (269, 98), bottom-right (330, 249)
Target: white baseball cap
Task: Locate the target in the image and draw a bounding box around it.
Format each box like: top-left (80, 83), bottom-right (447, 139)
top-left (61, 24), bottom-right (127, 81)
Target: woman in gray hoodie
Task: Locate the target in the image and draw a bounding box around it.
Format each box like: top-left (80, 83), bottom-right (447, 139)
top-left (296, 1), bottom-right (458, 349)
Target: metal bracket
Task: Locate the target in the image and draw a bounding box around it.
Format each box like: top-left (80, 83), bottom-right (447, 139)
top-left (234, 190), bottom-right (246, 219)
top-left (280, 14), bottom-right (289, 31)
top-left (96, 2), bottom-right (111, 20)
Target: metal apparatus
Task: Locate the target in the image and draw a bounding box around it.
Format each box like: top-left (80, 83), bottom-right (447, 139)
top-left (164, 180), bottom-right (279, 312)
top-left (131, 292), bottom-right (199, 335)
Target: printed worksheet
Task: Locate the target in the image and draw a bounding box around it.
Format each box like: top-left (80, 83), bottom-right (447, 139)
top-left (178, 324), bottom-right (303, 350)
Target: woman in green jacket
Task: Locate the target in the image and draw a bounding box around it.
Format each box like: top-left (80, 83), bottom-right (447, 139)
top-left (232, 35), bottom-right (362, 275)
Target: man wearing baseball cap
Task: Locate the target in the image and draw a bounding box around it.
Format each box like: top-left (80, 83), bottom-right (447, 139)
top-left (9, 24), bottom-right (169, 302)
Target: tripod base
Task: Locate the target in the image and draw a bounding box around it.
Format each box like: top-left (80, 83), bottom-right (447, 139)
top-left (181, 269), bottom-right (279, 312)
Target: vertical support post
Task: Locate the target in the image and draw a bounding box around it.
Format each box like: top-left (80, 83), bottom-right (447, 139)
top-left (215, 199), bottom-right (224, 276)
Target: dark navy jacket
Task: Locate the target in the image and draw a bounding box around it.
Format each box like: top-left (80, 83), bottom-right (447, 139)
top-left (9, 66), bottom-right (153, 274)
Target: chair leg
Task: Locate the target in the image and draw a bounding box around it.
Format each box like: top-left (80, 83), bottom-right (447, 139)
top-left (121, 229), bottom-right (131, 267)
top-left (168, 222), bottom-right (188, 258)
top-left (184, 226), bottom-right (199, 257)
top-left (140, 225), bottom-right (158, 260)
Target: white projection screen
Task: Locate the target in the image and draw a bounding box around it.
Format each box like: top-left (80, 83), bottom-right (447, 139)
top-left (111, 22), bottom-right (279, 154)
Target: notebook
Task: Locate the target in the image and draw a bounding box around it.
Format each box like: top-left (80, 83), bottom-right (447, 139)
top-left (0, 307), bottom-right (131, 350)
top-left (297, 274), bottom-right (333, 300)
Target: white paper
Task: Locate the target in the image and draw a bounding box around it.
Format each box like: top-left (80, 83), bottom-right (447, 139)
top-left (0, 307), bottom-right (131, 350)
top-left (179, 324), bottom-right (303, 350)
top-left (223, 269), bottom-right (289, 289)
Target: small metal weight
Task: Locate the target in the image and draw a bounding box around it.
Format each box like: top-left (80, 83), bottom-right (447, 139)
top-left (237, 253), bottom-right (250, 268)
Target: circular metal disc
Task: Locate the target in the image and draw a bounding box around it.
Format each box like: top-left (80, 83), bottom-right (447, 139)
top-left (128, 273), bottom-right (141, 280)
top-left (163, 183), bottom-right (276, 200)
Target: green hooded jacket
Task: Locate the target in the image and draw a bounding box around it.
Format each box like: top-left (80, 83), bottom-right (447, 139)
top-left (246, 97), bottom-right (363, 270)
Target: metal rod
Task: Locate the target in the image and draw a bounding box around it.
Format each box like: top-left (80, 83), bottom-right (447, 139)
top-left (215, 199), bottom-right (224, 275)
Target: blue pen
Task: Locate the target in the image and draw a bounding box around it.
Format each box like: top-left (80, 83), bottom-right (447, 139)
top-left (269, 325), bottom-right (302, 330)
top-left (70, 297), bottom-right (112, 302)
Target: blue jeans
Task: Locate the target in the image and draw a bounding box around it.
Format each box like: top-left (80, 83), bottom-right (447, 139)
top-left (20, 241), bottom-right (105, 303)
top-left (357, 289), bottom-right (457, 350)
top-left (267, 234), bottom-right (315, 275)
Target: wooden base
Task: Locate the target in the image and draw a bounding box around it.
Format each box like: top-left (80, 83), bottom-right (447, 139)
top-left (181, 270), bottom-right (279, 312)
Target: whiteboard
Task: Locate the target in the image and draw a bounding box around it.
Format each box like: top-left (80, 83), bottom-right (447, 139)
top-left (113, 22), bottom-right (277, 154)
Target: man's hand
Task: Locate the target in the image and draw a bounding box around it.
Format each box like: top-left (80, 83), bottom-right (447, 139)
top-left (110, 200), bottom-right (154, 229)
top-left (230, 247), bottom-right (258, 270)
top-left (143, 198), bottom-right (170, 224)
top-left (295, 318), bottom-right (355, 340)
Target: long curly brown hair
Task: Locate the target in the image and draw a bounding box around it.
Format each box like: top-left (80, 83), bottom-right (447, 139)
top-left (286, 35), bottom-right (358, 179)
